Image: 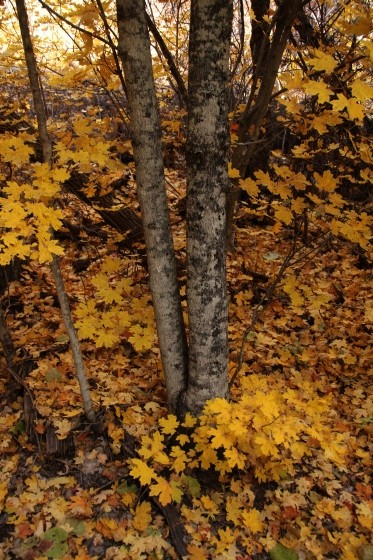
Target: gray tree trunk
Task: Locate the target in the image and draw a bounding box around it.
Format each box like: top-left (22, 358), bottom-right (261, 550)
top-left (116, 0), bottom-right (233, 416)
top-left (116, 0), bottom-right (188, 413)
top-left (182, 0), bottom-right (233, 414)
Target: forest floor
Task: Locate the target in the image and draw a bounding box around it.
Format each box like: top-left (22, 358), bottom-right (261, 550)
top-left (0, 174), bottom-right (372, 560)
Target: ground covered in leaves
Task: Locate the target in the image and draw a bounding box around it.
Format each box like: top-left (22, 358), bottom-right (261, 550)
top-left (0, 178), bottom-right (372, 560)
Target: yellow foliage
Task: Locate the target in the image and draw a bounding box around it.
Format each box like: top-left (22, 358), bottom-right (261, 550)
top-left (132, 501), bottom-right (152, 532)
top-left (129, 458), bottom-right (156, 486)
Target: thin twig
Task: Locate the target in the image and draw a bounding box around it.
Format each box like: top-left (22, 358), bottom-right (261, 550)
top-left (229, 228), bottom-right (335, 389)
top-left (229, 233), bottom-right (298, 389)
top-left (37, 0), bottom-right (111, 47)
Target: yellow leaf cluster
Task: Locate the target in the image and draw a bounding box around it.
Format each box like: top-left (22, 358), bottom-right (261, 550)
top-left (0, 164), bottom-right (68, 264)
top-left (74, 259), bottom-right (156, 350)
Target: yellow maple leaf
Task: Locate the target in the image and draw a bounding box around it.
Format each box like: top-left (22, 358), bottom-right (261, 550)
top-left (159, 414), bottom-right (179, 435)
top-left (209, 427), bottom-right (235, 450)
top-left (171, 446), bottom-right (188, 474)
top-left (291, 197), bottom-right (307, 214)
top-left (200, 495), bottom-right (220, 515)
top-left (0, 136), bottom-right (34, 165)
top-left (187, 543), bottom-right (209, 560)
top-left (37, 236), bottom-right (64, 263)
top-left (197, 446), bottom-right (218, 469)
top-left (132, 500), bottom-right (152, 531)
top-left (302, 79), bottom-right (333, 103)
top-left (100, 256), bottom-right (123, 274)
top-left (149, 476), bottom-right (172, 505)
top-left (182, 413), bottom-right (197, 429)
top-left (255, 169), bottom-right (275, 188)
top-left (53, 167), bottom-right (71, 183)
top-left (254, 435), bottom-right (279, 457)
top-left (291, 171), bottom-right (309, 191)
top-left (204, 397), bottom-right (231, 420)
top-left (314, 170), bottom-right (338, 192)
top-left (95, 330), bottom-right (120, 348)
top-left (128, 325), bottom-right (154, 352)
top-left (345, 97), bottom-right (365, 121)
top-left (242, 508), bottom-right (264, 533)
top-left (275, 206), bottom-right (293, 225)
top-left (351, 79), bottom-right (373, 101)
top-left (342, 17), bottom-right (372, 35)
top-left (140, 431), bottom-right (169, 465)
top-left (308, 49), bottom-right (337, 73)
top-left (224, 446), bottom-right (246, 469)
top-left (240, 177), bottom-right (260, 197)
top-left (356, 502), bottom-right (373, 531)
top-left (226, 495), bottom-right (243, 524)
top-left (170, 480), bottom-right (183, 503)
top-left (130, 458), bottom-right (156, 486)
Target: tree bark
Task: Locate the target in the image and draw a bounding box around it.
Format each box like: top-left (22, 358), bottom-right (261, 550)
top-left (116, 0), bottom-right (188, 413)
top-left (250, 0), bottom-right (270, 77)
top-left (232, 0), bottom-right (303, 177)
top-left (182, 0), bottom-right (233, 414)
top-left (16, 0), bottom-right (96, 423)
top-left (145, 11), bottom-right (188, 109)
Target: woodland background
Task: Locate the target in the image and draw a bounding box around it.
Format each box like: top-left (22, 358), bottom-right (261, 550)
top-left (0, 0), bottom-right (372, 559)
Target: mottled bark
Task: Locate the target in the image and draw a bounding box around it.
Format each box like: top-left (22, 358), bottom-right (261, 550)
top-left (182, 0), bottom-right (233, 414)
top-left (116, 0), bottom-right (188, 412)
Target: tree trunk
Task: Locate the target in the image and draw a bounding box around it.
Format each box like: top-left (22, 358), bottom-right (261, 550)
top-left (16, 0), bottom-right (96, 423)
top-left (182, 0), bottom-right (233, 414)
top-left (116, 0), bottom-right (188, 413)
top-left (250, 0), bottom-right (271, 77)
top-left (232, 0), bottom-right (303, 177)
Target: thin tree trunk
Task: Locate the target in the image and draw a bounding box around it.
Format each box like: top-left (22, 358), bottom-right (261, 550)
top-left (116, 0), bottom-right (188, 413)
top-left (232, 0), bottom-right (303, 176)
top-left (182, 0), bottom-right (233, 414)
top-left (145, 12), bottom-right (188, 109)
top-left (16, 0), bottom-right (96, 423)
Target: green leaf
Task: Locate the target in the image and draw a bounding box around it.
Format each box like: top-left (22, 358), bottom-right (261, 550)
top-left (117, 480), bottom-right (138, 495)
top-left (270, 543), bottom-right (299, 560)
top-left (10, 420), bottom-right (26, 435)
top-left (46, 541), bottom-right (69, 558)
top-left (43, 527), bottom-right (68, 542)
top-left (45, 368), bottom-right (62, 383)
top-left (67, 518), bottom-right (86, 536)
top-left (183, 476), bottom-right (201, 497)
top-left (21, 536), bottom-right (39, 550)
top-left (42, 528), bottom-right (69, 558)
top-left (358, 544), bottom-right (373, 560)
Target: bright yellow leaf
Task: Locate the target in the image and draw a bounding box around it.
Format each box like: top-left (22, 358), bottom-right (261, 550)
top-left (242, 508), bottom-right (264, 533)
top-left (129, 458), bottom-right (156, 486)
top-left (149, 476), bottom-right (172, 505)
top-left (308, 49), bottom-right (337, 73)
top-left (159, 414), bottom-right (179, 435)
